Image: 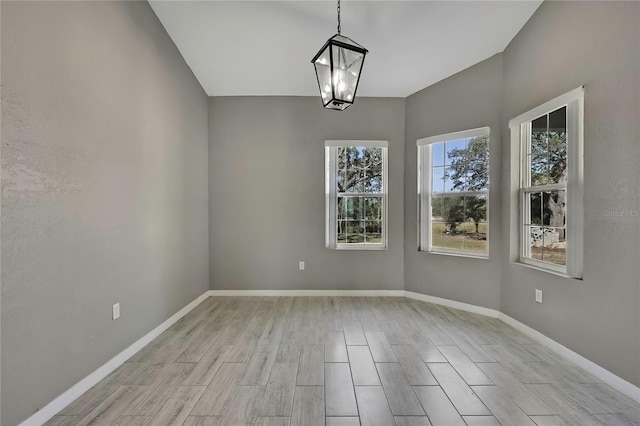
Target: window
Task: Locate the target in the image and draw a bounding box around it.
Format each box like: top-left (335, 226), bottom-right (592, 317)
top-left (417, 128), bottom-right (490, 257)
top-left (325, 141), bottom-right (388, 249)
top-left (509, 87), bottom-right (584, 277)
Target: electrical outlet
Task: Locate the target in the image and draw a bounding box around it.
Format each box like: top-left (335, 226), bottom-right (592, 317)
top-left (112, 302), bottom-right (121, 320)
top-left (299, 261), bottom-right (305, 271)
top-left (535, 289), bottom-right (543, 304)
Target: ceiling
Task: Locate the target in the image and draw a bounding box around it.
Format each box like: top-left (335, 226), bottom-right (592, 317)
top-left (149, 1), bottom-right (542, 98)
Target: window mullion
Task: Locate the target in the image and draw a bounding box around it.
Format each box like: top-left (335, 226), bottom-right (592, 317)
top-left (338, 192), bottom-right (382, 197)
top-left (521, 183), bottom-right (567, 193)
top-left (434, 190), bottom-right (488, 197)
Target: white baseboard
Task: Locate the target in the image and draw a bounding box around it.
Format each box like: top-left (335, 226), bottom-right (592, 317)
top-left (499, 313), bottom-right (640, 404)
top-left (404, 291), bottom-right (501, 318)
top-left (209, 289), bottom-right (405, 297)
top-left (19, 291), bottom-right (211, 426)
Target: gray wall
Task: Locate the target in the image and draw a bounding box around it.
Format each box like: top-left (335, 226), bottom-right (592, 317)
top-left (209, 97), bottom-right (405, 291)
top-left (1, 3), bottom-right (638, 425)
top-left (404, 55), bottom-right (503, 310)
top-left (501, 1), bottom-right (640, 386)
top-left (1, 2), bottom-right (209, 424)
top-left (0, 0), bottom-right (3, 422)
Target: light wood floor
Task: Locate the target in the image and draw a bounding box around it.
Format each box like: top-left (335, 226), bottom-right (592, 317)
top-left (47, 297), bottom-right (640, 426)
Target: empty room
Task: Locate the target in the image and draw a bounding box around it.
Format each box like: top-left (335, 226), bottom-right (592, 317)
top-left (1, 0), bottom-right (639, 425)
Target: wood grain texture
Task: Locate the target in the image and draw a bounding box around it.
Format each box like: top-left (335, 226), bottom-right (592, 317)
top-left (461, 416), bottom-right (502, 425)
top-left (45, 416), bottom-right (82, 426)
top-left (290, 386), bottom-right (324, 426)
top-left (427, 363), bottom-right (491, 416)
top-left (526, 384), bottom-right (608, 426)
top-left (477, 362), bottom-right (555, 415)
top-left (50, 297), bottom-right (640, 426)
top-left (125, 363), bottom-right (195, 415)
top-left (437, 345), bottom-right (494, 385)
top-left (325, 331), bottom-right (349, 362)
top-left (343, 320), bottom-right (368, 345)
top-left (182, 345), bottom-right (233, 386)
top-left (149, 386), bottom-right (205, 426)
top-left (258, 363), bottom-right (298, 417)
top-left (472, 385), bottom-right (536, 425)
top-left (394, 416), bottom-right (432, 425)
top-left (296, 345), bottom-right (324, 385)
top-left (413, 386), bottom-right (466, 426)
top-left (111, 416), bottom-right (154, 426)
top-left (375, 363), bottom-right (424, 416)
top-left (182, 416), bottom-right (222, 426)
top-left (529, 416), bottom-right (571, 426)
top-left (240, 344), bottom-right (279, 386)
top-left (347, 346), bottom-right (380, 386)
top-left (325, 363), bottom-right (358, 416)
top-left (392, 345), bottom-right (438, 385)
top-left (77, 386), bottom-right (144, 426)
top-left (255, 417), bottom-right (290, 426)
top-left (218, 385), bottom-right (265, 426)
top-left (190, 363), bottom-right (247, 416)
top-left (325, 417), bottom-right (361, 426)
top-left (355, 386), bottom-right (395, 426)
top-left (365, 331), bottom-right (397, 362)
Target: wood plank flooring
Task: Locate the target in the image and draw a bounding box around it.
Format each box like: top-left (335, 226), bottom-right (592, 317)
top-left (48, 297), bottom-right (640, 426)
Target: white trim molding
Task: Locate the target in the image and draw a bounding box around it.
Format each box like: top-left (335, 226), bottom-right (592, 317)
top-left (19, 291), bottom-right (211, 426)
top-left (508, 86), bottom-right (584, 128)
top-left (404, 291), bottom-right (500, 318)
top-left (209, 289), bottom-right (405, 297)
top-left (324, 140), bottom-right (388, 148)
top-left (416, 126), bottom-right (490, 146)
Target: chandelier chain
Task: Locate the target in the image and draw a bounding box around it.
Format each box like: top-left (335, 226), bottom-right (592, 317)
top-left (337, 0), bottom-right (341, 34)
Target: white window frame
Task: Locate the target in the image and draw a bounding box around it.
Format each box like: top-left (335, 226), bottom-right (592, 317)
top-left (417, 127), bottom-right (490, 258)
top-left (509, 87), bottom-right (584, 278)
top-left (325, 140), bottom-right (388, 250)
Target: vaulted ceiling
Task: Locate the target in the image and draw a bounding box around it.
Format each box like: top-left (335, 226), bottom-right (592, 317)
top-left (149, 1), bottom-right (542, 97)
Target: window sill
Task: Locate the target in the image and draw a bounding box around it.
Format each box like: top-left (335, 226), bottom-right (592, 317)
top-left (333, 245), bottom-right (388, 251)
top-left (421, 249), bottom-right (488, 260)
top-left (513, 260), bottom-right (582, 280)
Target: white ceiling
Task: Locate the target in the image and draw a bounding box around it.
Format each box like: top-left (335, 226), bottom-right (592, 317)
top-left (149, 1), bottom-right (542, 98)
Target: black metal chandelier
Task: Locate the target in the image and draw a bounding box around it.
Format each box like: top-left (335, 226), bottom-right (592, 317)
top-left (311, 0), bottom-right (368, 111)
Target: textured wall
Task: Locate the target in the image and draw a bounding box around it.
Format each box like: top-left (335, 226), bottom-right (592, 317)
top-left (1, 2), bottom-right (209, 424)
top-left (404, 55), bottom-right (504, 310)
top-left (501, 1), bottom-right (640, 387)
top-left (209, 97), bottom-right (405, 291)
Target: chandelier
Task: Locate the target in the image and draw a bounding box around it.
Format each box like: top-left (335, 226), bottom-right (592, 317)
top-left (311, 0), bottom-right (368, 110)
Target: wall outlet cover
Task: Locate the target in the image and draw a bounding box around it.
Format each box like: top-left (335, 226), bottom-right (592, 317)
top-left (112, 303), bottom-right (121, 320)
top-left (535, 289), bottom-right (543, 304)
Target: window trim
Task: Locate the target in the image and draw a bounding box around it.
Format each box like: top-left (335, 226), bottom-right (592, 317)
top-left (509, 87), bottom-right (584, 278)
top-left (417, 127), bottom-right (490, 257)
top-left (325, 140), bottom-right (389, 250)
